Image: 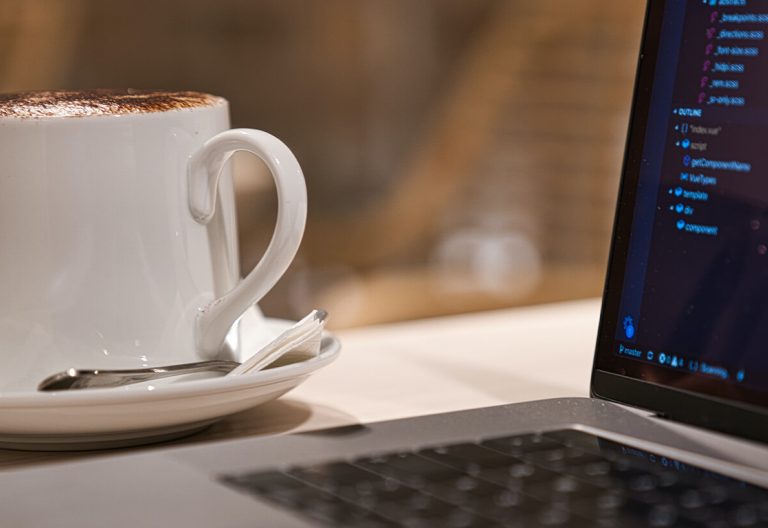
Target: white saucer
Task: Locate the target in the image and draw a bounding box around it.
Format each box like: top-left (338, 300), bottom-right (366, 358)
top-left (0, 318), bottom-right (340, 451)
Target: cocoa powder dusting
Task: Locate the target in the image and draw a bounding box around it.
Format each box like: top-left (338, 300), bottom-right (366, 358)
top-left (0, 89), bottom-right (224, 118)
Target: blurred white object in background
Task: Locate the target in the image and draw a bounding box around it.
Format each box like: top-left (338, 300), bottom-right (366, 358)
top-left (433, 226), bottom-right (541, 300)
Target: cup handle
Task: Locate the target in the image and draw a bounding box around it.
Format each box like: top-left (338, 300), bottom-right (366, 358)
top-left (187, 129), bottom-right (307, 356)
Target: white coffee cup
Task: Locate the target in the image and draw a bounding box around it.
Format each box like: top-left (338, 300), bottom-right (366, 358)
top-left (0, 90), bottom-right (307, 391)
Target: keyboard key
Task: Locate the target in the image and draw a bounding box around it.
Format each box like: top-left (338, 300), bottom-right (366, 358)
top-left (288, 462), bottom-right (386, 491)
top-left (519, 446), bottom-right (606, 471)
top-left (730, 503), bottom-right (761, 527)
top-left (647, 503), bottom-right (680, 527)
top-left (525, 474), bottom-right (606, 500)
top-left (354, 452), bottom-right (463, 486)
top-left (221, 469), bottom-right (304, 494)
top-left (628, 473), bottom-right (660, 492)
top-left (368, 493), bottom-right (470, 524)
top-left (337, 478), bottom-right (418, 505)
top-left (544, 429), bottom-right (609, 451)
top-left (466, 489), bottom-right (554, 522)
top-left (481, 433), bottom-right (562, 456)
top-left (425, 477), bottom-right (538, 511)
top-left (479, 461), bottom-right (562, 488)
top-left (561, 459), bottom-right (620, 487)
top-left (419, 443), bottom-right (519, 470)
top-left (568, 490), bottom-right (628, 519)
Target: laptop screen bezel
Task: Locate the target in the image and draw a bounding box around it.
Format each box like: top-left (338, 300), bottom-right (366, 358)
top-left (590, 0), bottom-right (768, 443)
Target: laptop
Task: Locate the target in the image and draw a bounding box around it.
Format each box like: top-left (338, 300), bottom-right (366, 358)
top-left (4, 1), bottom-right (768, 526)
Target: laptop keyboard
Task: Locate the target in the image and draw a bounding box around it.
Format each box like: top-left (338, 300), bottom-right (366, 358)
top-left (220, 429), bottom-right (768, 527)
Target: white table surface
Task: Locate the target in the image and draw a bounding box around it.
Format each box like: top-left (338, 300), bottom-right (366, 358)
top-left (285, 297), bottom-right (600, 432)
top-left (0, 298), bottom-right (601, 470)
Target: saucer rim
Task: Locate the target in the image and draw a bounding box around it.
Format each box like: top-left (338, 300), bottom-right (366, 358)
top-left (0, 328), bottom-right (340, 407)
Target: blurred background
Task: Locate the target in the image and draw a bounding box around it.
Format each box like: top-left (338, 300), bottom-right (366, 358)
top-left (0, 0), bottom-right (645, 328)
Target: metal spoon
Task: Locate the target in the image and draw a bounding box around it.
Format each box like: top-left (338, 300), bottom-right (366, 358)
top-left (38, 310), bottom-right (327, 391)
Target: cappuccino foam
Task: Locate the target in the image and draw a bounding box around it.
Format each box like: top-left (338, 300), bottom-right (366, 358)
top-left (0, 89), bottom-right (224, 119)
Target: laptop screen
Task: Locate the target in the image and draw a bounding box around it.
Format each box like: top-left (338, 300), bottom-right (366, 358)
top-left (596, 0), bottom-right (768, 409)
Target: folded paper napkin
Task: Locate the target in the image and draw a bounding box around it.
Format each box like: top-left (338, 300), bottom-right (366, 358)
top-left (229, 310), bottom-right (327, 376)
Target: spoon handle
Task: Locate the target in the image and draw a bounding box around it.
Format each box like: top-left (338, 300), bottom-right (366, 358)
top-left (38, 310), bottom-right (328, 391)
top-left (38, 360), bottom-right (239, 391)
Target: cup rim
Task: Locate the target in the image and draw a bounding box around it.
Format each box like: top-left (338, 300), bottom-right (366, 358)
top-left (0, 89), bottom-right (227, 121)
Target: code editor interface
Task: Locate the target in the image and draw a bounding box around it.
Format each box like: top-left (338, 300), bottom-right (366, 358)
top-left (613, 0), bottom-right (768, 397)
